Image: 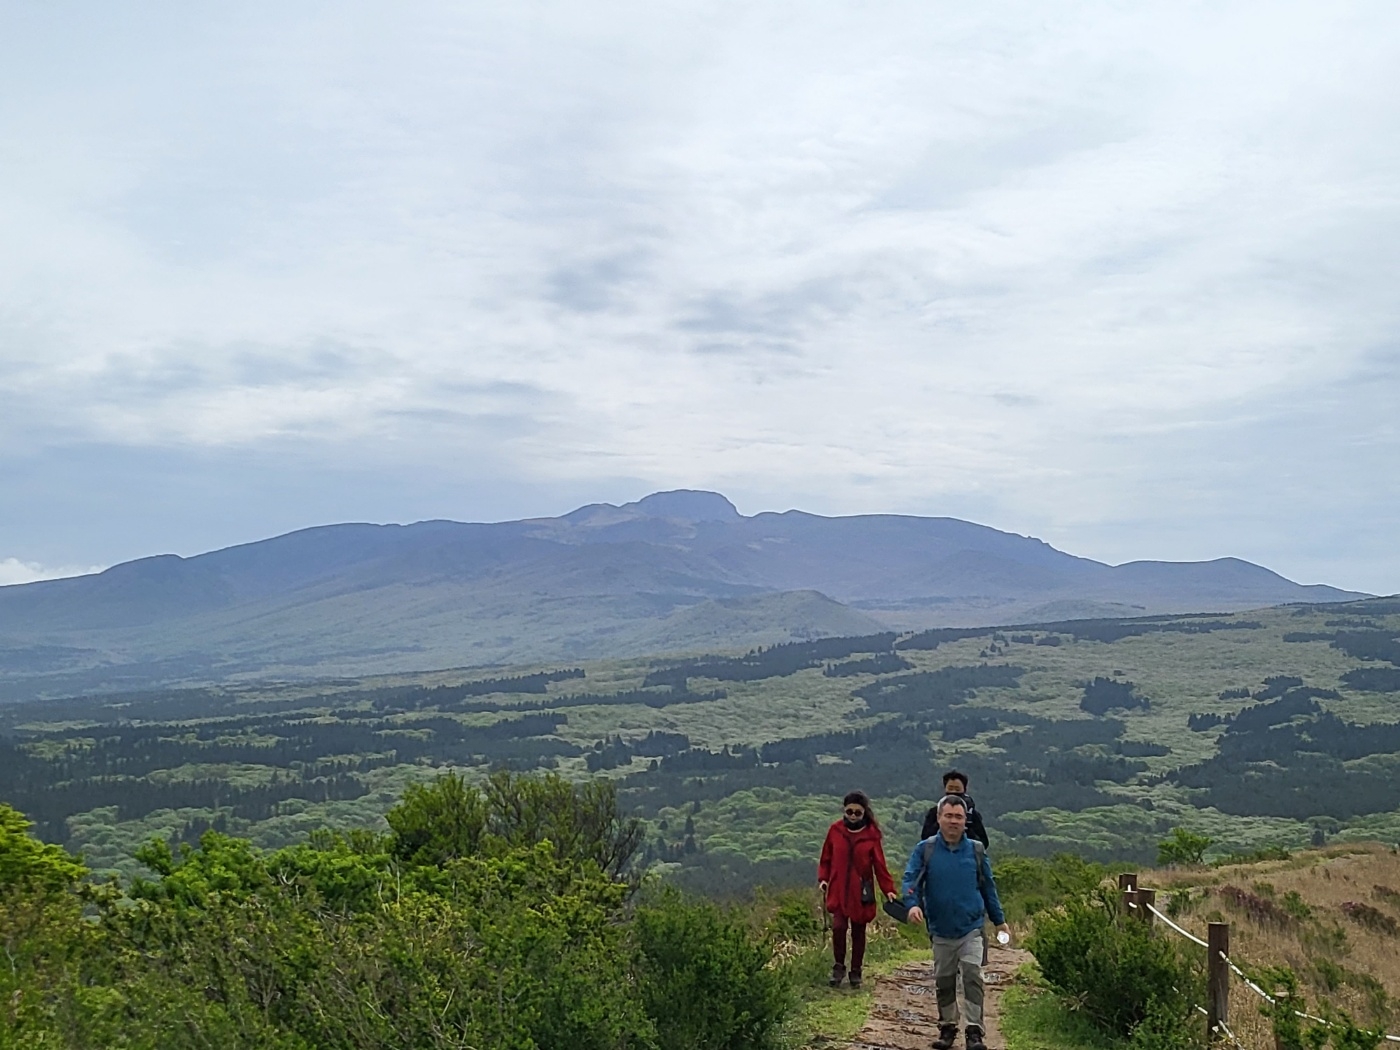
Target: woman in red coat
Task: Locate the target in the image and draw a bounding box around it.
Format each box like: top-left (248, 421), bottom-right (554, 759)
top-left (817, 790), bottom-right (897, 989)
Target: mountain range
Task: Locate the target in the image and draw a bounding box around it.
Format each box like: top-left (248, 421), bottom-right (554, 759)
top-left (0, 490), bottom-right (1367, 698)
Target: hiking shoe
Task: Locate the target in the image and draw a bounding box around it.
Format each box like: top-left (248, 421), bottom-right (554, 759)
top-left (828, 963), bottom-right (846, 987)
top-left (848, 969), bottom-right (862, 989)
top-left (965, 1024), bottom-right (987, 1050)
top-left (932, 1023), bottom-right (959, 1050)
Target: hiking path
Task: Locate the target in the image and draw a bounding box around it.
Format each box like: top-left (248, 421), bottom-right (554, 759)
top-left (848, 944), bottom-right (1034, 1050)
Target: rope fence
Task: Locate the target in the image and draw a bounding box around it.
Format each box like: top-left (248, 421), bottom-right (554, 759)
top-left (1118, 873), bottom-right (1400, 1047)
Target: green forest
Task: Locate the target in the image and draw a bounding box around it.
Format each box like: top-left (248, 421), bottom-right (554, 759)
top-left (2, 597), bottom-right (1400, 895)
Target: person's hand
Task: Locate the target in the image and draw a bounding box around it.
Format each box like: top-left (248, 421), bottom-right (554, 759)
top-left (818, 880), bottom-right (828, 894)
top-left (995, 923), bottom-right (1011, 944)
top-left (886, 891), bottom-right (898, 902)
top-left (907, 906), bottom-right (924, 926)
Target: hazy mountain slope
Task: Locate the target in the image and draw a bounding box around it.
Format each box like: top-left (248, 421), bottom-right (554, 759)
top-left (0, 489), bottom-right (1367, 696)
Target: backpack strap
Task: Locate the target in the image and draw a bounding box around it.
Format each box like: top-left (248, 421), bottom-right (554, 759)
top-left (916, 837), bottom-right (934, 902)
top-left (917, 836), bottom-right (986, 900)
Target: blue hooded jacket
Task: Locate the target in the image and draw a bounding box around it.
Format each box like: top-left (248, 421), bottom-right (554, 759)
top-left (901, 832), bottom-right (1005, 939)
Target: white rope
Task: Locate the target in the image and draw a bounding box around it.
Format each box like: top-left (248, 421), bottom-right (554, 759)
top-left (1219, 951), bottom-right (1278, 1004)
top-left (1139, 885), bottom-right (1400, 1044)
top-left (1146, 903), bottom-right (1210, 947)
top-left (1218, 950), bottom-right (1400, 1044)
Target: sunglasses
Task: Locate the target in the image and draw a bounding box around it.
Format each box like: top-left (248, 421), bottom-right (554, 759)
top-left (843, 806), bottom-right (865, 816)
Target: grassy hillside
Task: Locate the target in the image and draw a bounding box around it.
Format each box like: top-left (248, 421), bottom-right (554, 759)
top-left (1153, 844), bottom-right (1400, 1036)
top-left (1000, 843), bottom-right (1400, 1050)
top-left (1, 597), bottom-right (1397, 885)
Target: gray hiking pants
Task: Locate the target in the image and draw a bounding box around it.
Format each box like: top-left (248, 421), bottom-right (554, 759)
top-left (932, 930), bottom-right (984, 1028)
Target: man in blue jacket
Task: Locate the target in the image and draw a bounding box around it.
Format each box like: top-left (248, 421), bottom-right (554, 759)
top-left (903, 794), bottom-right (1009, 1050)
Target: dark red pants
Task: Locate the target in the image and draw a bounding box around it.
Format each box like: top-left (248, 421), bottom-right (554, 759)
top-left (831, 912), bottom-right (867, 972)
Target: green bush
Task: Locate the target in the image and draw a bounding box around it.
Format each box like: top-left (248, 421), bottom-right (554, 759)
top-left (1027, 888), bottom-right (1204, 1040)
top-left (760, 888), bottom-right (824, 944)
top-left (0, 777), bottom-right (806, 1049)
top-left (386, 769), bottom-right (644, 882)
top-left (632, 887), bottom-right (792, 1050)
top-left (1157, 828), bottom-right (1212, 867)
top-left (994, 853), bottom-right (1109, 922)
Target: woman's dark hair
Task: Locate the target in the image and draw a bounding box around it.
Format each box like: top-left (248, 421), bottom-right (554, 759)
top-left (942, 769), bottom-right (970, 789)
top-left (842, 790), bottom-right (879, 830)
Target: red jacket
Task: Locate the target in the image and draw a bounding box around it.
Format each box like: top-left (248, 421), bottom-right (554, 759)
top-left (817, 820), bottom-right (896, 923)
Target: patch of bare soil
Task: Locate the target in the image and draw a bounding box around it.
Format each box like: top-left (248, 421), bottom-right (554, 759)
top-left (848, 944), bottom-right (1034, 1050)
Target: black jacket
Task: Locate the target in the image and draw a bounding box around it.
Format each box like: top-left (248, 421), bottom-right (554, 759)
top-left (921, 794), bottom-right (989, 847)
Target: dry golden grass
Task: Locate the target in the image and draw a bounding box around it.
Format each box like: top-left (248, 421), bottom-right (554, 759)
top-left (1131, 843), bottom-right (1400, 1046)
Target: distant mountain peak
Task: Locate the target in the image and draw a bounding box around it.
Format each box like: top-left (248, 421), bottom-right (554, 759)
top-left (621, 490), bottom-right (742, 523)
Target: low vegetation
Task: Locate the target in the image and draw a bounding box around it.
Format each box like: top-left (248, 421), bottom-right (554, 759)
top-left (0, 776), bottom-right (796, 1050)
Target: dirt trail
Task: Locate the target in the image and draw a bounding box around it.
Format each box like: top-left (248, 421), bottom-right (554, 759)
top-left (848, 944), bottom-right (1034, 1050)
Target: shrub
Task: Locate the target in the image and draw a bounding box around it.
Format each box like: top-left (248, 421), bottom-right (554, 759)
top-left (1257, 967), bottom-right (1330, 1050)
top-left (1219, 885), bottom-right (1292, 927)
top-left (1214, 845), bottom-right (1292, 866)
top-left (632, 887), bottom-right (792, 1050)
top-left (994, 853), bottom-right (1109, 923)
top-left (1165, 888), bottom-right (1196, 919)
top-left (1157, 828), bottom-right (1212, 867)
top-left (1281, 890), bottom-right (1313, 921)
top-left (1341, 901), bottom-right (1399, 936)
top-left (1301, 922), bottom-right (1349, 958)
top-left (1027, 888), bottom-right (1203, 1038)
top-left (760, 888), bottom-right (824, 944)
top-left (1129, 996), bottom-right (1208, 1050)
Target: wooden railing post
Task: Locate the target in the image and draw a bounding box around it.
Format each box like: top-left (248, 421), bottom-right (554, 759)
top-left (1207, 922), bottom-right (1230, 1041)
top-left (1119, 873), bottom-right (1138, 914)
top-left (1137, 887), bottom-right (1157, 927)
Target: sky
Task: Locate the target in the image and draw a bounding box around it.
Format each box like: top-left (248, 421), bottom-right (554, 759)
top-left (1, 1), bottom-right (1397, 594)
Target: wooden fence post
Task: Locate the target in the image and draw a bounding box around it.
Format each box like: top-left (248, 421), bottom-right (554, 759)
top-left (1137, 887), bottom-right (1157, 927)
top-left (1119, 873), bottom-right (1138, 914)
top-left (1207, 921), bottom-right (1230, 1041)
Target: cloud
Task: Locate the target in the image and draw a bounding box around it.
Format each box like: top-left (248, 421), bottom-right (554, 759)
top-left (0, 1), bottom-right (1398, 591)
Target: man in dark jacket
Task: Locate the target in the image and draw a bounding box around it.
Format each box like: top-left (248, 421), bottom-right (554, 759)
top-left (920, 769), bottom-right (988, 846)
top-left (904, 794), bottom-right (1008, 1050)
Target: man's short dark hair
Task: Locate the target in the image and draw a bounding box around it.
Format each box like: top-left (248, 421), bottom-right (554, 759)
top-left (942, 769), bottom-right (969, 788)
top-left (937, 794), bottom-right (969, 814)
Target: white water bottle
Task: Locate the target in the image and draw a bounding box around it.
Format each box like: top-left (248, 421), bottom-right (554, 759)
top-left (997, 930), bottom-right (1011, 945)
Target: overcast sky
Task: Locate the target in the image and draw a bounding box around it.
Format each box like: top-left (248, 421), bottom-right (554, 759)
top-left (2, 1), bottom-right (1397, 594)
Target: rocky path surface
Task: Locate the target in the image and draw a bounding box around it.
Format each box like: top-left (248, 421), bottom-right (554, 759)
top-left (849, 945), bottom-right (1034, 1050)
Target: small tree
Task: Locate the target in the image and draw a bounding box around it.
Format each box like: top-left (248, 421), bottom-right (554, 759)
top-left (1157, 827), bottom-right (1212, 867)
top-left (0, 804), bottom-right (86, 890)
top-left (386, 770), bottom-right (644, 882)
top-left (386, 771), bottom-right (488, 865)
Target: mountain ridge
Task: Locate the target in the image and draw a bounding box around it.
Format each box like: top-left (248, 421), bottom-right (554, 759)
top-left (0, 490), bottom-right (1369, 697)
